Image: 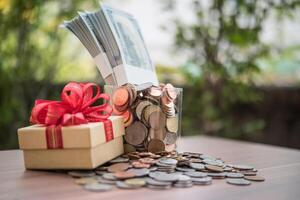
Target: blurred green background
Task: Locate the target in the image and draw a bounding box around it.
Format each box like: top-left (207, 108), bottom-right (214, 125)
top-left (1, 0), bottom-right (300, 149)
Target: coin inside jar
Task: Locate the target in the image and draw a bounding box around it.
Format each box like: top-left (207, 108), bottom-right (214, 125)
top-left (112, 87), bottom-right (129, 107)
top-left (135, 101), bottom-right (153, 120)
top-left (149, 86), bottom-right (162, 98)
top-left (148, 111), bottom-right (166, 130)
top-left (166, 116), bottom-right (178, 133)
top-left (147, 139), bottom-right (165, 153)
top-left (125, 122), bottom-right (148, 146)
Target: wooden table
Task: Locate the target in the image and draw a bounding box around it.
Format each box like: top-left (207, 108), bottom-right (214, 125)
top-left (1, 136), bottom-right (300, 200)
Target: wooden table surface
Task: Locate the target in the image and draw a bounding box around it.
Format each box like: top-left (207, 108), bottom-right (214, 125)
top-left (1, 136), bottom-right (300, 200)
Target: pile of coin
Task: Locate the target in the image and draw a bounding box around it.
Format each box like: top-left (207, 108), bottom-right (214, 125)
top-left (68, 151), bottom-right (265, 192)
top-left (110, 82), bottom-right (180, 153)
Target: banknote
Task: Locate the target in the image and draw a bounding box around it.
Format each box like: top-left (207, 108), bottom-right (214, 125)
top-left (61, 4), bottom-right (158, 86)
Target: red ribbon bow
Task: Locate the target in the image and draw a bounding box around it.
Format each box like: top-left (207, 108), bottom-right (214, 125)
top-left (30, 82), bottom-right (112, 126)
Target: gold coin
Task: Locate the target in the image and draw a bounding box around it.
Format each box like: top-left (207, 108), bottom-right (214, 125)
top-left (125, 178), bottom-right (146, 187)
top-left (166, 116), bottom-right (179, 133)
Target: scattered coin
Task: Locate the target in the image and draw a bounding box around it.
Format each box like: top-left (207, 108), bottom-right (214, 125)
top-left (244, 175), bottom-right (265, 182)
top-left (146, 178), bottom-right (172, 186)
top-left (226, 172), bottom-right (244, 178)
top-left (159, 158), bottom-right (178, 165)
top-left (116, 181), bottom-right (140, 189)
top-left (189, 163), bottom-right (205, 170)
top-left (67, 150), bottom-right (264, 192)
top-left (113, 171), bottom-right (135, 179)
top-left (176, 167), bottom-right (196, 172)
top-left (147, 184), bottom-right (172, 190)
top-left (125, 178), bottom-right (146, 187)
top-left (233, 164), bottom-right (254, 171)
top-left (127, 168), bottom-right (150, 177)
top-left (184, 171), bottom-right (208, 178)
top-left (108, 163), bottom-right (130, 173)
top-left (207, 172), bottom-right (226, 179)
top-left (226, 178), bottom-right (251, 186)
top-left (152, 172), bottom-right (179, 182)
top-left (102, 173), bottom-right (117, 181)
top-left (83, 183), bottom-right (113, 192)
top-left (191, 177), bottom-right (212, 185)
top-left (205, 164), bottom-right (224, 172)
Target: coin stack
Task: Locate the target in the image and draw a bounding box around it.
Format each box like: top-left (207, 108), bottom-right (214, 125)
top-left (68, 151), bottom-right (265, 192)
top-left (110, 82), bottom-right (180, 153)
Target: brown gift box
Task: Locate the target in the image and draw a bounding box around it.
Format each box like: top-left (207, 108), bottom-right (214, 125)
top-left (17, 116), bottom-right (125, 169)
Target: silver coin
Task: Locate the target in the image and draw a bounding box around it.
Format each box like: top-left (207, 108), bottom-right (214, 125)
top-left (146, 178), bottom-right (172, 186)
top-left (223, 166), bottom-right (233, 172)
top-left (152, 173), bottom-right (179, 182)
top-left (203, 159), bottom-right (224, 167)
top-left (189, 163), bottom-right (205, 170)
top-left (233, 164), bottom-right (254, 170)
top-left (200, 154), bottom-right (216, 160)
top-left (176, 167), bottom-right (196, 172)
top-left (83, 183), bottom-right (112, 192)
top-left (149, 167), bottom-right (158, 172)
top-left (127, 168), bottom-right (150, 177)
top-left (226, 172), bottom-right (244, 178)
top-left (207, 172), bottom-right (226, 179)
top-left (116, 181), bottom-right (140, 189)
top-left (164, 132), bottom-right (178, 145)
top-left (191, 177), bottom-right (212, 185)
top-left (149, 171), bottom-right (167, 178)
top-left (96, 177), bottom-right (116, 185)
top-left (147, 184), bottom-right (172, 190)
top-left (226, 178), bottom-right (251, 186)
top-left (173, 182), bottom-right (193, 188)
top-left (184, 171), bottom-right (208, 178)
top-left (177, 175), bottom-right (191, 182)
top-left (102, 173), bottom-right (117, 180)
top-left (156, 162), bottom-right (176, 167)
top-left (159, 158), bottom-right (178, 165)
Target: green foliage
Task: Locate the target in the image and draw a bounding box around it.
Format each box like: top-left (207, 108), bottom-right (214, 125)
top-left (0, 0), bottom-right (98, 149)
top-left (165, 0), bottom-right (300, 138)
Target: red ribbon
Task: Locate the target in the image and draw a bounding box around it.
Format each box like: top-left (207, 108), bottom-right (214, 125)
top-left (30, 82), bottom-right (113, 149)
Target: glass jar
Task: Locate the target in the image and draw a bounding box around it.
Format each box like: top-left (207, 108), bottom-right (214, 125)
top-left (104, 83), bottom-right (182, 153)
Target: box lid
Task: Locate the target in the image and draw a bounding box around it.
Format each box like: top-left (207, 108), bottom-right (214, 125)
top-left (18, 116), bottom-right (124, 150)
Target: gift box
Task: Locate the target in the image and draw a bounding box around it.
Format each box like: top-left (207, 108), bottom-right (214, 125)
top-left (17, 82), bottom-right (125, 169)
top-left (18, 116), bottom-right (124, 169)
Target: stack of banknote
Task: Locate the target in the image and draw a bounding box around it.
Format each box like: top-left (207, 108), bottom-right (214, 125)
top-left (61, 4), bottom-right (158, 86)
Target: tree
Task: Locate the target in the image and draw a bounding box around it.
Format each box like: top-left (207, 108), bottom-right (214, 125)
top-left (163, 0), bottom-right (300, 138)
top-left (0, 0), bottom-right (98, 149)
